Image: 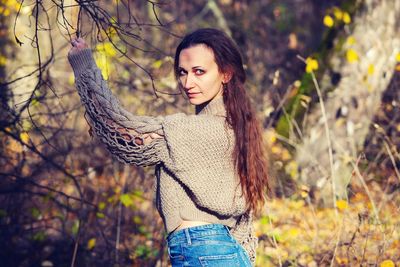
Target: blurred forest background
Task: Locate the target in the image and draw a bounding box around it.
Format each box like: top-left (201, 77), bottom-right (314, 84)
top-left (0, 0), bottom-right (399, 266)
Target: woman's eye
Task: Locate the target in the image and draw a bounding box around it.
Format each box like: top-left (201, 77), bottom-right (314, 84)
top-left (194, 69), bottom-right (204, 75)
top-left (179, 69), bottom-right (187, 76)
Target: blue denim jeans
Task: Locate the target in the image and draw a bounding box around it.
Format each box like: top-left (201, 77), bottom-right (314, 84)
top-left (166, 224), bottom-right (252, 267)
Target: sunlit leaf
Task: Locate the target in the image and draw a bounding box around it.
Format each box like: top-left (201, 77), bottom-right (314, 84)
top-left (333, 7), bottom-right (343, 20)
top-left (72, 220), bottom-right (80, 236)
top-left (87, 238), bottom-right (96, 250)
top-left (287, 228), bottom-right (300, 238)
top-left (20, 132), bottom-right (30, 143)
top-left (305, 57), bottom-right (319, 73)
top-left (380, 260), bottom-right (395, 267)
top-left (120, 194), bottom-right (134, 207)
top-left (68, 74), bottom-right (75, 85)
top-left (336, 199), bottom-right (348, 211)
top-left (31, 98), bottom-right (39, 107)
top-left (271, 145), bottom-right (282, 155)
top-left (281, 150), bottom-right (291, 161)
top-left (285, 161), bottom-right (298, 180)
top-left (152, 60), bottom-right (163, 69)
top-left (346, 36), bottom-right (356, 46)
top-left (336, 256), bottom-right (349, 265)
top-left (346, 49), bottom-right (359, 63)
top-left (368, 64), bottom-right (375, 75)
top-left (0, 55), bottom-right (6, 66)
top-left (396, 52), bottom-right (400, 62)
top-left (96, 42), bottom-right (117, 57)
top-left (96, 212), bottom-right (105, 219)
top-left (259, 215), bottom-right (271, 225)
top-left (133, 215), bottom-right (142, 224)
top-left (98, 202), bottom-right (106, 210)
top-left (323, 15), bottom-right (334, 27)
top-left (342, 12), bottom-right (351, 24)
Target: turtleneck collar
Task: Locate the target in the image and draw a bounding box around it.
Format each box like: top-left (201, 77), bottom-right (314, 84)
top-left (195, 97), bottom-right (227, 117)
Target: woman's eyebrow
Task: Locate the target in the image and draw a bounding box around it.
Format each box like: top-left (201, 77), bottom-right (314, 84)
top-left (179, 66), bottom-right (203, 70)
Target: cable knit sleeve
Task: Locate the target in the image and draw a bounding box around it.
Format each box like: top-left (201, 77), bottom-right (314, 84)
top-left (68, 49), bottom-right (166, 166)
top-left (160, 113), bottom-right (247, 216)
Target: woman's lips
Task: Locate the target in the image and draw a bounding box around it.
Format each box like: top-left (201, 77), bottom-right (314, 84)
top-left (187, 92), bottom-right (200, 98)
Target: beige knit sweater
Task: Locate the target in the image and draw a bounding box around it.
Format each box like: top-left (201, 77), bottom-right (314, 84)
top-left (68, 48), bottom-right (258, 264)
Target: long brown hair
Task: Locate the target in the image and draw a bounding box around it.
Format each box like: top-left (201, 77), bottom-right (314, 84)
top-left (174, 28), bottom-right (269, 214)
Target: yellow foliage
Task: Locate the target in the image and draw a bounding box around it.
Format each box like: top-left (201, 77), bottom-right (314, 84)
top-left (94, 55), bottom-right (111, 80)
top-left (368, 64), bottom-right (375, 75)
top-left (271, 145), bottom-right (282, 155)
top-left (336, 256), bottom-right (349, 265)
top-left (255, 192), bottom-right (400, 266)
top-left (346, 49), bottom-right (359, 63)
top-left (20, 132), bottom-right (30, 143)
top-left (120, 194), bottom-right (134, 207)
top-left (336, 199), bottom-right (348, 211)
top-left (333, 7), bottom-right (343, 20)
top-left (68, 74), bottom-right (75, 86)
top-left (96, 42), bottom-right (117, 57)
top-left (346, 36), bottom-right (356, 46)
top-left (287, 228), bottom-right (300, 238)
top-left (265, 130), bottom-right (277, 144)
top-left (305, 57), bottom-right (319, 73)
top-left (343, 12), bottom-right (351, 24)
top-left (288, 199), bottom-right (305, 209)
top-left (98, 202), bottom-right (106, 210)
top-left (323, 15), bottom-right (334, 28)
top-left (87, 238), bottom-right (96, 250)
top-left (285, 161), bottom-right (298, 180)
top-left (1, 7), bottom-right (10, 16)
top-left (380, 260), bottom-right (395, 267)
top-left (396, 53), bottom-right (400, 62)
top-left (0, 55), bottom-right (6, 66)
top-left (281, 150), bottom-right (291, 161)
top-left (152, 60), bottom-right (163, 69)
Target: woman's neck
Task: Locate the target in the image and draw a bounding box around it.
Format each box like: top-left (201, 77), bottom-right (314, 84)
top-left (195, 97), bottom-right (226, 116)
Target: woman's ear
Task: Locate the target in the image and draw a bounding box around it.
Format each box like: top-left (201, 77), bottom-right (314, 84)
top-left (222, 71), bottom-right (233, 84)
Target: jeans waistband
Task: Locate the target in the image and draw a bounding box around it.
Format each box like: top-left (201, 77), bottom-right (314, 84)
top-left (166, 224), bottom-right (231, 245)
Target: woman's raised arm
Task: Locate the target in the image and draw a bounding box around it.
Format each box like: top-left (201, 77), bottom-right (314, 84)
top-left (68, 38), bottom-right (164, 166)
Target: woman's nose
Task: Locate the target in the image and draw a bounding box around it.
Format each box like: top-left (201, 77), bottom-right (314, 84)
top-left (183, 74), bottom-right (195, 89)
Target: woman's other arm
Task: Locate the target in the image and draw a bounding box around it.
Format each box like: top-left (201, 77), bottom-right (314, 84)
top-left (68, 38), bottom-right (164, 166)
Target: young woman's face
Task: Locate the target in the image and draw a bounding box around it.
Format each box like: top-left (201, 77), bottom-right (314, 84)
top-left (178, 44), bottom-right (226, 105)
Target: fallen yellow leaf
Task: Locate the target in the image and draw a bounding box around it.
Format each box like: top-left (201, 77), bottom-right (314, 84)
top-left (336, 199), bottom-right (348, 211)
top-left (380, 260), bottom-right (395, 267)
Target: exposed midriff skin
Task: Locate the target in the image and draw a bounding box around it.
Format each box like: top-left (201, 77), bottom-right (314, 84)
top-left (173, 220), bottom-right (212, 232)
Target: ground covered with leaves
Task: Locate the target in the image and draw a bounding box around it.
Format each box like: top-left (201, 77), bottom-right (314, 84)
top-left (254, 189), bottom-right (400, 267)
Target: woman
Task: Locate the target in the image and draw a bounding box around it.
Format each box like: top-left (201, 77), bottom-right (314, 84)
top-left (68, 28), bottom-right (269, 266)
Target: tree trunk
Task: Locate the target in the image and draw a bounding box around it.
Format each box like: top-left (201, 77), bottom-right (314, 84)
top-left (296, 0), bottom-right (400, 205)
